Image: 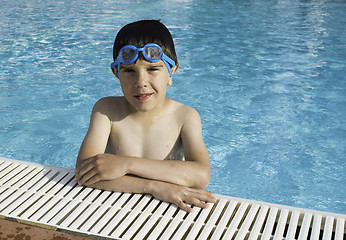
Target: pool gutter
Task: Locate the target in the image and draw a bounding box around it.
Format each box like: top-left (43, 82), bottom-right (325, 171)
top-left (0, 157), bottom-right (345, 239)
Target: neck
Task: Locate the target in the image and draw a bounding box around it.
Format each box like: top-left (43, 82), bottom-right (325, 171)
top-left (125, 97), bottom-right (169, 121)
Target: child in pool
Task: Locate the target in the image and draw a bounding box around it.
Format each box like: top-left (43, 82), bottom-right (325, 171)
top-left (75, 20), bottom-right (216, 212)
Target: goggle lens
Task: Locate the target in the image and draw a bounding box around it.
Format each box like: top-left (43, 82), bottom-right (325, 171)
top-left (121, 48), bottom-right (137, 63)
top-left (144, 46), bottom-right (162, 60)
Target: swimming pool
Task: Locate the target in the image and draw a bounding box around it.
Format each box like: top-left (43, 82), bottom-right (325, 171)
top-left (1, 0), bottom-right (345, 215)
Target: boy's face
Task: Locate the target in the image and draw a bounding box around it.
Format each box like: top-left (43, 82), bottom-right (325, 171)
top-left (114, 59), bottom-right (178, 112)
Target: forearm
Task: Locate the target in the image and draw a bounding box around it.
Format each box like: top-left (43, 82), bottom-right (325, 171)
top-left (86, 175), bottom-right (154, 194)
top-left (83, 174), bottom-right (217, 213)
top-left (126, 156), bottom-right (210, 189)
top-left (76, 153), bottom-right (210, 189)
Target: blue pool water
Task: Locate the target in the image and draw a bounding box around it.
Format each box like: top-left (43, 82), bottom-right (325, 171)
top-left (1, 0), bottom-right (345, 214)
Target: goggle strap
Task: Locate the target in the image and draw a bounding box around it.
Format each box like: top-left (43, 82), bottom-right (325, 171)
top-left (163, 60), bottom-right (173, 77)
top-left (110, 59), bottom-right (120, 69)
top-left (110, 43), bottom-right (176, 77)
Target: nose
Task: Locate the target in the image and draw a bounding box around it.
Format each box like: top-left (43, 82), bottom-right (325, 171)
top-left (135, 70), bottom-right (148, 88)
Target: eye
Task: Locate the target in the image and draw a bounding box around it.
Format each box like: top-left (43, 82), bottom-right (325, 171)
top-left (123, 68), bottom-right (135, 73)
top-left (148, 65), bottom-right (162, 72)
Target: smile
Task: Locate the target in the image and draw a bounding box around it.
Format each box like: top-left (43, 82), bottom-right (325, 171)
top-left (135, 93), bottom-right (153, 101)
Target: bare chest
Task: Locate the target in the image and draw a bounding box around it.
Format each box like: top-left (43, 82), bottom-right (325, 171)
top-left (107, 118), bottom-right (184, 160)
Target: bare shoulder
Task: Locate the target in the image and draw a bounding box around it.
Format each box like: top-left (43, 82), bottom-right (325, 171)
top-left (94, 96), bottom-right (123, 108)
top-left (167, 99), bottom-right (201, 124)
top-left (92, 96), bottom-right (127, 120)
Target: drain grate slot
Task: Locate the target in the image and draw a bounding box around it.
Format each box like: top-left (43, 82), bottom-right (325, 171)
top-left (0, 157), bottom-right (345, 240)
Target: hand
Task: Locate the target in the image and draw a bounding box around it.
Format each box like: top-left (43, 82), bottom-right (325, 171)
top-left (75, 153), bottom-right (128, 186)
top-left (150, 181), bottom-right (217, 213)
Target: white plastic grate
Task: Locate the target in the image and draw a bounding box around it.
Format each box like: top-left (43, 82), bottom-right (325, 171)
top-left (0, 157), bottom-right (345, 240)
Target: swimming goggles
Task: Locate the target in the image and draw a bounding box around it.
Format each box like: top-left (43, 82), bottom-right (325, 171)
top-left (110, 43), bottom-right (175, 77)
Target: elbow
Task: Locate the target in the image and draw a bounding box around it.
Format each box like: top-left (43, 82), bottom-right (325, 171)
top-left (195, 168), bottom-right (210, 189)
top-left (201, 171), bottom-right (211, 189)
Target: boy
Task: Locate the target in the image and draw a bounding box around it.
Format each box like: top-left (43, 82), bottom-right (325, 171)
top-left (75, 20), bottom-right (216, 213)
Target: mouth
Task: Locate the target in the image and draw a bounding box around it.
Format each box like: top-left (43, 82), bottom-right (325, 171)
top-left (134, 93), bottom-right (153, 101)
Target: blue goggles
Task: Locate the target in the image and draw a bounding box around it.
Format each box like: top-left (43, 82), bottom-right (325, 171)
top-left (110, 43), bottom-right (176, 77)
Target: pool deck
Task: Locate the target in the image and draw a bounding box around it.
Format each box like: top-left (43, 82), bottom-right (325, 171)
top-left (0, 157), bottom-right (345, 240)
top-left (0, 217), bottom-right (97, 240)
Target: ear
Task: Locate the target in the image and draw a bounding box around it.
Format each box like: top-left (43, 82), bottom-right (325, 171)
top-left (112, 67), bottom-right (119, 79)
top-left (168, 63), bottom-right (179, 86)
top-left (172, 63), bottom-right (179, 75)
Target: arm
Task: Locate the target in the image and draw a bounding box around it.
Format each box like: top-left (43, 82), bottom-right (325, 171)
top-left (76, 101), bottom-right (215, 212)
top-left (87, 175), bottom-right (216, 213)
top-left (76, 98), bottom-right (111, 171)
top-left (77, 107), bottom-right (210, 189)
top-left (78, 140), bottom-right (215, 212)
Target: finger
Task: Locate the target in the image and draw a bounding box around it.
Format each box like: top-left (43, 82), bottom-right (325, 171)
top-left (78, 168), bottom-right (98, 185)
top-left (84, 174), bottom-right (101, 186)
top-left (78, 156), bottom-right (97, 171)
top-left (76, 161), bottom-right (95, 181)
top-left (190, 189), bottom-right (217, 203)
top-left (76, 166), bottom-right (93, 182)
top-left (175, 200), bottom-right (193, 213)
top-left (189, 197), bottom-right (210, 209)
top-left (202, 193), bottom-right (217, 203)
top-left (181, 192), bottom-right (210, 209)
